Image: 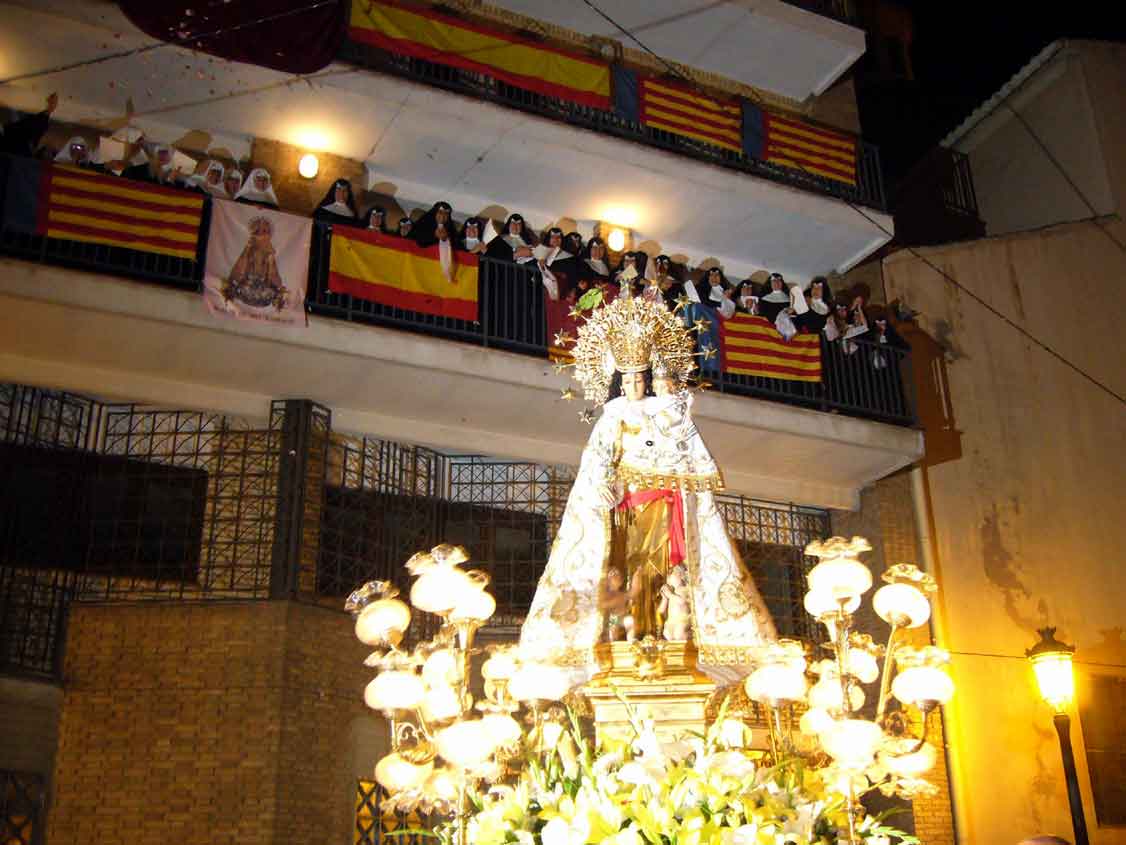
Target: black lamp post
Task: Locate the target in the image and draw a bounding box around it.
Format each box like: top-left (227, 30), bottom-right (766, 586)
top-left (1026, 627), bottom-right (1089, 845)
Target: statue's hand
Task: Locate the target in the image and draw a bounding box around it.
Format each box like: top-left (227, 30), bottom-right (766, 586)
top-left (596, 484), bottom-right (620, 511)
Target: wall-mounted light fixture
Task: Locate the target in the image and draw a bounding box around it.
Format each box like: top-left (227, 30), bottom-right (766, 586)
top-left (606, 227), bottom-right (627, 252)
top-left (298, 153), bottom-right (319, 180)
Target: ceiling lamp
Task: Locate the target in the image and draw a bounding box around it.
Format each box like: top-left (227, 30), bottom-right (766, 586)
top-left (298, 152), bottom-right (319, 179)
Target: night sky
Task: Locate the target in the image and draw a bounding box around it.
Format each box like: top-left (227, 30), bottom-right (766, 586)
top-left (857, 1), bottom-right (1126, 195)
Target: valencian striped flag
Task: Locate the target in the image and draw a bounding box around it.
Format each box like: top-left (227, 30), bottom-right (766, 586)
top-left (639, 77), bottom-right (742, 153)
top-left (328, 227), bottom-right (478, 321)
top-left (36, 164), bottom-right (204, 259)
top-left (743, 102), bottom-right (857, 187)
top-left (349, 0), bottom-right (612, 110)
top-left (719, 314), bottom-right (822, 382)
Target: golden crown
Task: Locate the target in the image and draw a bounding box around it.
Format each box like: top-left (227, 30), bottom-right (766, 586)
top-left (568, 295), bottom-right (697, 405)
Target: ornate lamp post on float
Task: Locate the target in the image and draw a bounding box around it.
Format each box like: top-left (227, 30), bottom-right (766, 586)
top-left (1027, 627), bottom-right (1089, 845)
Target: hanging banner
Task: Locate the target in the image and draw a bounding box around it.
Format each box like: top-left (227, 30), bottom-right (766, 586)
top-left (203, 199), bottom-right (311, 326)
top-left (328, 227), bottom-right (478, 321)
top-left (640, 77), bottom-right (742, 153)
top-left (349, 0), bottom-right (612, 109)
top-left (743, 102), bottom-right (857, 186)
top-left (719, 313), bottom-right (822, 382)
top-left (16, 162), bottom-right (204, 259)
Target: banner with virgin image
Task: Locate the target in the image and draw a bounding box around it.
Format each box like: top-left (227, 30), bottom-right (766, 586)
top-left (203, 199), bottom-right (311, 326)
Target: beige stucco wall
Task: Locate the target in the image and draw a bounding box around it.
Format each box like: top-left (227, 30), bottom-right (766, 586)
top-left (882, 219), bottom-right (1126, 844)
top-left (953, 43), bottom-right (1116, 237)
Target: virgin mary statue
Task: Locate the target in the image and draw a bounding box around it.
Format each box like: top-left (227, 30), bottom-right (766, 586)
top-left (519, 295), bottom-right (776, 683)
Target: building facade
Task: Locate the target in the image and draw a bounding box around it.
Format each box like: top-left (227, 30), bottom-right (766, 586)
top-left (0, 1), bottom-right (970, 843)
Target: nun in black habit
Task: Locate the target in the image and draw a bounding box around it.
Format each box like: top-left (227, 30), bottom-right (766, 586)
top-left (314, 178), bottom-right (360, 225)
top-left (538, 226), bottom-right (578, 299)
top-left (362, 206), bottom-right (388, 233)
top-left (797, 276), bottom-right (833, 334)
top-left (614, 251), bottom-right (648, 298)
top-left (458, 217), bottom-right (487, 254)
top-left (576, 236), bottom-right (613, 299)
top-left (485, 213), bottom-right (536, 263)
top-left (734, 279), bottom-right (759, 315)
top-left (702, 266), bottom-right (735, 318)
top-left (757, 273), bottom-right (790, 323)
top-left (410, 201), bottom-right (454, 248)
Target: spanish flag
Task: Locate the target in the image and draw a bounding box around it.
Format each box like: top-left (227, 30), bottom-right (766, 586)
top-left (328, 228), bottom-right (478, 321)
top-left (719, 314), bottom-right (821, 382)
top-left (35, 164), bottom-right (204, 259)
top-left (349, 0), bottom-right (612, 110)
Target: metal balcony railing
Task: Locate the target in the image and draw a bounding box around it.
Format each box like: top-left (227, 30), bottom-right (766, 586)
top-left (336, 45), bottom-right (887, 212)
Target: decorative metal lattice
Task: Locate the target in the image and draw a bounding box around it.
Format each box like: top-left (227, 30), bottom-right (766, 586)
top-left (0, 382), bottom-right (830, 678)
top-left (0, 770), bottom-right (43, 845)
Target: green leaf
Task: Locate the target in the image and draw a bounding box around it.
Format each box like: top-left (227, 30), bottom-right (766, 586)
top-left (577, 288), bottom-right (603, 310)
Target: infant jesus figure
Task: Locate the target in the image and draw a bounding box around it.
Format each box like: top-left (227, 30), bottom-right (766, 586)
top-left (598, 566), bottom-right (638, 642)
top-left (658, 563), bottom-right (692, 642)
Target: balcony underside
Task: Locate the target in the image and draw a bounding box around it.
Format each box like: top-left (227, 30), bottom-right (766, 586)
top-left (0, 259), bottom-right (921, 510)
top-left (489, 0), bottom-right (866, 101)
top-left (0, 1), bottom-right (890, 281)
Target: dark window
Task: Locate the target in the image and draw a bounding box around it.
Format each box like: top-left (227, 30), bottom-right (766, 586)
top-left (0, 442), bottom-right (207, 581)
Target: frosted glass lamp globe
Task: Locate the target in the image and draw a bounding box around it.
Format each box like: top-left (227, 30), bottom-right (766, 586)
top-left (803, 588), bottom-right (860, 619)
top-left (422, 649), bottom-right (460, 687)
top-left (807, 557), bottom-right (872, 602)
top-left (421, 682), bottom-right (462, 723)
top-left (374, 752), bottom-right (432, 792)
top-left (880, 741), bottom-right (937, 778)
top-left (355, 598), bottom-right (411, 647)
top-left (745, 663), bottom-right (808, 704)
top-left (892, 666), bottom-right (954, 709)
top-left (411, 566), bottom-right (471, 615)
top-left (437, 720), bottom-right (496, 768)
top-left (481, 712), bottom-right (522, 748)
top-left (822, 719), bottom-right (883, 768)
top-left (846, 649), bottom-right (880, 684)
top-left (873, 582), bottom-right (931, 628)
top-left (449, 587), bottom-right (496, 624)
top-left (481, 651), bottom-right (518, 681)
top-left (365, 670), bottom-right (424, 713)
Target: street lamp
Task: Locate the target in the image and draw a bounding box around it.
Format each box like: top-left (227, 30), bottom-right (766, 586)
top-left (1027, 627), bottom-right (1088, 845)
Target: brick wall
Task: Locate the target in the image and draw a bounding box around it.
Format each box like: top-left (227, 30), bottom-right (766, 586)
top-left (832, 471), bottom-right (958, 845)
top-left (47, 600), bottom-right (375, 845)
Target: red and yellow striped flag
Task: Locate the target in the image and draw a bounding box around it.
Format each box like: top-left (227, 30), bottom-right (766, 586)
top-left (349, 0), bottom-right (611, 109)
top-left (328, 228), bottom-right (478, 321)
top-left (719, 314), bottom-right (821, 382)
top-left (640, 77), bottom-right (742, 153)
top-left (763, 112), bottom-right (857, 186)
top-left (36, 165), bottom-right (204, 259)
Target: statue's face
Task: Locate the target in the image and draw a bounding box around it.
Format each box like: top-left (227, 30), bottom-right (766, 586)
top-left (653, 376), bottom-right (675, 396)
top-left (622, 371), bottom-right (646, 401)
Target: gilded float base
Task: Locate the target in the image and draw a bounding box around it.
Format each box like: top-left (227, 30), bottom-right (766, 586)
top-left (582, 639), bottom-right (716, 744)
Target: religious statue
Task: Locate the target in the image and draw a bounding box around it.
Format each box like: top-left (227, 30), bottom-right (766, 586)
top-left (520, 295), bottom-right (776, 683)
top-left (658, 563), bottom-right (692, 642)
top-left (597, 566), bottom-right (636, 642)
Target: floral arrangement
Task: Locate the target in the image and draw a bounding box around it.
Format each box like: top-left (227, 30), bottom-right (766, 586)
top-left (454, 706), bottom-right (919, 845)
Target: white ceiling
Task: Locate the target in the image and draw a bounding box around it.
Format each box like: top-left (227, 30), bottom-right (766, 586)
top-left (0, 0), bottom-right (890, 280)
top-left (489, 0), bottom-right (866, 101)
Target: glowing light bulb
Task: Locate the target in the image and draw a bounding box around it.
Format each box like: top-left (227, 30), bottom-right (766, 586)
top-left (298, 153), bottom-right (319, 179)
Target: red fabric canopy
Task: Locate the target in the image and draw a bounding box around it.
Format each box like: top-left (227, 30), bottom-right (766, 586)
top-left (118, 0), bottom-right (347, 75)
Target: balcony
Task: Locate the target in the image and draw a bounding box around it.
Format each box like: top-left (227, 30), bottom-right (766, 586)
top-left (2, 0), bottom-right (891, 282)
top-left (0, 154), bottom-right (921, 510)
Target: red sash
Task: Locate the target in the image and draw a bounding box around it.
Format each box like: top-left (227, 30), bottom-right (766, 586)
top-left (617, 488), bottom-right (686, 565)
